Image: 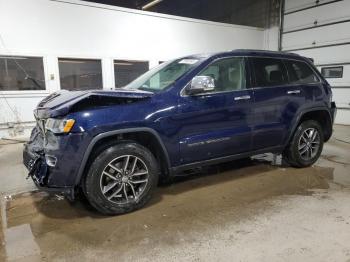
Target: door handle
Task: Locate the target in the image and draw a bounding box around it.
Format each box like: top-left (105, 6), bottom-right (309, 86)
top-left (234, 95), bottom-right (251, 101)
top-left (287, 90), bottom-right (301, 94)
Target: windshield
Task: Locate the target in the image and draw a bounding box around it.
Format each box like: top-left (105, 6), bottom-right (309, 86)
top-left (123, 57), bottom-right (202, 92)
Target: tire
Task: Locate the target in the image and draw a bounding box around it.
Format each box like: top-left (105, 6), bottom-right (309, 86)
top-left (84, 142), bottom-right (159, 215)
top-left (283, 120), bottom-right (324, 168)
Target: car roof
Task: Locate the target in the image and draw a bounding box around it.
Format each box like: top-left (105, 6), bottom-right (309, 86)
top-left (230, 49), bottom-right (301, 57)
top-left (190, 49), bottom-right (307, 61)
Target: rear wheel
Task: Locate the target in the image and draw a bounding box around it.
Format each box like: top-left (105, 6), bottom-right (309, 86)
top-left (84, 142), bottom-right (159, 215)
top-left (284, 120), bottom-right (324, 168)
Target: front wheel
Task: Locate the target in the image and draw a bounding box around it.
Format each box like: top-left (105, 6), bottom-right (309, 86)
top-left (283, 120), bottom-right (324, 168)
top-left (84, 142), bottom-right (159, 215)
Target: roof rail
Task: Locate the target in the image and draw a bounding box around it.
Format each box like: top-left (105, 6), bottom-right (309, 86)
top-left (232, 49), bottom-right (300, 56)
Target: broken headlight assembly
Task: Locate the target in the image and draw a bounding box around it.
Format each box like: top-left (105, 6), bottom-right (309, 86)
top-left (45, 118), bottom-right (75, 134)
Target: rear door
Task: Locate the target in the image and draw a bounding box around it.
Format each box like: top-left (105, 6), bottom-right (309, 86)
top-left (283, 59), bottom-right (324, 108)
top-left (177, 56), bottom-right (254, 164)
top-left (249, 57), bottom-right (306, 150)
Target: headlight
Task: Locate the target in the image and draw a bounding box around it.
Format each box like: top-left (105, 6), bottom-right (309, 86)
top-left (45, 118), bottom-right (75, 134)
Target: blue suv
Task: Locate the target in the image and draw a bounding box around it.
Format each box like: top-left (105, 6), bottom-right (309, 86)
top-left (23, 50), bottom-right (337, 215)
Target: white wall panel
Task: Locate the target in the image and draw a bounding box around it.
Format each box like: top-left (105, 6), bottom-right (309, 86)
top-left (316, 65), bottom-right (350, 87)
top-left (0, 0), bottom-right (264, 62)
top-left (0, 0), bottom-right (269, 137)
top-left (0, 95), bottom-right (47, 125)
top-left (329, 88), bottom-right (350, 109)
top-left (295, 45), bottom-right (350, 64)
top-left (285, 0), bottom-right (336, 13)
top-left (284, 1), bottom-right (350, 31)
top-left (263, 26), bottom-right (279, 51)
top-left (335, 109), bottom-right (350, 125)
top-left (283, 22), bottom-right (350, 50)
top-left (283, 0), bottom-right (350, 125)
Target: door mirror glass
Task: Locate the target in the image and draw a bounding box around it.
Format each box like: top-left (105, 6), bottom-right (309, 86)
top-left (187, 75), bottom-right (215, 95)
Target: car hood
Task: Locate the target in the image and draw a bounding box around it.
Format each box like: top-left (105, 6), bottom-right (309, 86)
top-left (35, 89), bottom-right (154, 118)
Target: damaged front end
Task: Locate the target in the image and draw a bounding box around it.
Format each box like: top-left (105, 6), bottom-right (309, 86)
top-left (34, 89), bottom-right (154, 118)
top-left (23, 126), bottom-right (47, 185)
top-left (23, 89), bottom-right (154, 199)
top-left (24, 147), bottom-right (47, 186)
top-left (23, 125), bottom-right (75, 198)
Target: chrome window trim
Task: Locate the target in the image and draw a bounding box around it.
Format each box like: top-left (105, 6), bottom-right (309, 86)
top-left (180, 55), bottom-right (322, 98)
top-left (250, 56), bottom-right (321, 89)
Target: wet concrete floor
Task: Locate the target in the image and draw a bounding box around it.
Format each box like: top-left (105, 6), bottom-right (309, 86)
top-left (0, 127), bottom-right (350, 261)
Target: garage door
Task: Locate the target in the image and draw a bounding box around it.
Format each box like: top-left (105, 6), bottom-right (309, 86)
top-left (281, 0), bottom-right (350, 125)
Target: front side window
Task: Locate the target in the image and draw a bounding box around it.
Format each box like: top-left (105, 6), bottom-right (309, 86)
top-left (0, 56), bottom-right (45, 91)
top-left (58, 58), bottom-right (102, 91)
top-left (114, 60), bottom-right (149, 88)
top-left (285, 60), bottom-right (319, 84)
top-left (197, 57), bottom-right (246, 92)
top-left (251, 57), bottom-right (288, 87)
top-left (124, 57), bottom-right (203, 92)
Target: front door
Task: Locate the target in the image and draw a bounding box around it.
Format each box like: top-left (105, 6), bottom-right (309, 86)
top-left (176, 56), bottom-right (254, 165)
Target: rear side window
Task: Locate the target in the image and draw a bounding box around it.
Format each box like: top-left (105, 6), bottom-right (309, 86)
top-left (285, 60), bottom-right (319, 84)
top-left (251, 58), bottom-right (288, 87)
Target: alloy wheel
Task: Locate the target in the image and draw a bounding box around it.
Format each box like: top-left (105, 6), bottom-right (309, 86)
top-left (100, 155), bottom-right (149, 204)
top-left (298, 128), bottom-right (320, 161)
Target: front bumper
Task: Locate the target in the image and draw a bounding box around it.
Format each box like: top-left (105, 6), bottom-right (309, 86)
top-left (23, 145), bottom-right (46, 185)
top-left (23, 126), bottom-right (88, 198)
top-left (23, 140), bottom-right (74, 198)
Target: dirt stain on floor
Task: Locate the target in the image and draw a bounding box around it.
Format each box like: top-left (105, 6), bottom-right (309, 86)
top-left (1, 154), bottom-right (343, 261)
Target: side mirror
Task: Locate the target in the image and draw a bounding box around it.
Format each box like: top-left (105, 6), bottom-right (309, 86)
top-left (187, 76), bottom-right (215, 95)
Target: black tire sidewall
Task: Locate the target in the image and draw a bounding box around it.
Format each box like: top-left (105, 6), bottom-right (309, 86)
top-left (289, 120), bottom-right (324, 167)
top-left (84, 143), bottom-right (159, 215)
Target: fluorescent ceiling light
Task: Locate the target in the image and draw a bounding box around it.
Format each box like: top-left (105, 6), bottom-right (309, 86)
top-left (80, 73), bottom-right (98, 78)
top-left (114, 62), bottom-right (133, 66)
top-left (142, 0), bottom-right (163, 10)
top-left (0, 56), bottom-right (27, 60)
top-left (59, 60), bottom-right (86, 64)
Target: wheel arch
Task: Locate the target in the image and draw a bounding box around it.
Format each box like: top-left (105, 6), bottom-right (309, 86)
top-left (286, 108), bottom-right (333, 146)
top-left (75, 128), bottom-right (171, 186)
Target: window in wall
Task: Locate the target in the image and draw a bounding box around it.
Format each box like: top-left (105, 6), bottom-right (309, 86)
top-left (0, 56), bottom-right (45, 91)
top-left (114, 60), bottom-right (149, 88)
top-left (251, 58), bottom-right (288, 87)
top-left (198, 57), bottom-right (246, 92)
top-left (285, 60), bottom-right (319, 84)
top-left (321, 66), bottom-right (343, 79)
top-left (58, 58), bottom-right (102, 91)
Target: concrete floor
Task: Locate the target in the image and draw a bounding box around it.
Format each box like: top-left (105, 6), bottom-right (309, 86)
top-left (0, 126), bottom-right (350, 262)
